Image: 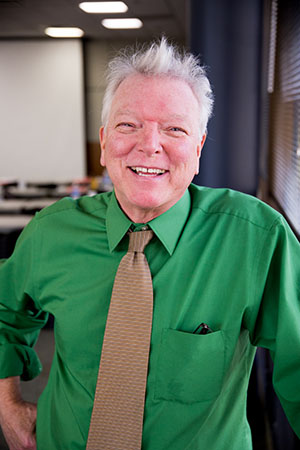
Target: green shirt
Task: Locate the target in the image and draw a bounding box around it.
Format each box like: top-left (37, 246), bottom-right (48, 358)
top-left (0, 184), bottom-right (300, 450)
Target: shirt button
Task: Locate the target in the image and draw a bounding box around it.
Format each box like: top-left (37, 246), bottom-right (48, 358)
top-left (141, 225), bottom-right (149, 231)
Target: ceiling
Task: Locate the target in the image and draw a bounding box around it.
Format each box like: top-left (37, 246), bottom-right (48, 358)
top-left (0, 0), bottom-right (188, 42)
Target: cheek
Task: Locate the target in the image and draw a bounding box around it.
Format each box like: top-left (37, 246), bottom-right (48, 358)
top-left (106, 137), bottom-right (134, 160)
top-left (171, 145), bottom-right (199, 168)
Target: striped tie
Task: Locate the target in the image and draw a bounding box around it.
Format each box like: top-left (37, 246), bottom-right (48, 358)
top-left (86, 229), bottom-right (154, 450)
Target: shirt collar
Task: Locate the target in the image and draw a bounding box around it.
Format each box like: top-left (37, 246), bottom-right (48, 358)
top-left (106, 192), bottom-right (132, 252)
top-left (106, 189), bottom-right (191, 255)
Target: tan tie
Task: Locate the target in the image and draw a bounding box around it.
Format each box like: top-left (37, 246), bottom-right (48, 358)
top-left (86, 229), bottom-right (154, 450)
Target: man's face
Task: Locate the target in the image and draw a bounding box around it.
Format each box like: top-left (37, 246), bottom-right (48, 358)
top-left (100, 74), bottom-right (206, 222)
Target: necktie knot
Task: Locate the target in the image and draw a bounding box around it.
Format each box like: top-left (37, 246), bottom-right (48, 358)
top-left (128, 229), bottom-right (154, 253)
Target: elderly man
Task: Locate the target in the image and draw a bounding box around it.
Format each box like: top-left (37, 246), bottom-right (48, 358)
top-left (0, 38), bottom-right (300, 450)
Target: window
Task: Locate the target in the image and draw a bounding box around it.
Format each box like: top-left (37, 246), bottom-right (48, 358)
top-left (268, 0), bottom-right (300, 236)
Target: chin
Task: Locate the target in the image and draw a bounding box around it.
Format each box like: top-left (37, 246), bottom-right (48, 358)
top-left (130, 192), bottom-right (164, 209)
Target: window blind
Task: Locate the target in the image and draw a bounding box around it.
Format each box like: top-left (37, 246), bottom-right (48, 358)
top-left (269, 0), bottom-right (300, 235)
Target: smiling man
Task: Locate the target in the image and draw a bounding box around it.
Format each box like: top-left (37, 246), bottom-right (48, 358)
top-left (0, 38), bottom-right (300, 450)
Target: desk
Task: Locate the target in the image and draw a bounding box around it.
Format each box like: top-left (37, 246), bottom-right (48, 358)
top-left (5, 186), bottom-right (63, 199)
top-left (0, 199), bottom-right (55, 214)
top-left (0, 215), bottom-right (33, 233)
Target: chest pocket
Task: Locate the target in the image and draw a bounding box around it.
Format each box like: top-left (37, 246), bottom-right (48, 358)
top-left (154, 328), bottom-right (225, 404)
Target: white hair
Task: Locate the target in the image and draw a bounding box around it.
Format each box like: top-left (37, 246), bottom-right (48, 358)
top-left (101, 37), bottom-right (214, 136)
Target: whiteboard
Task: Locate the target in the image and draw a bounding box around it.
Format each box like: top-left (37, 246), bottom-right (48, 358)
top-left (0, 40), bottom-right (86, 182)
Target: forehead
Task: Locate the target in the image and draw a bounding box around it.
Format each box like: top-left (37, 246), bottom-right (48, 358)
top-left (110, 74), bottom-right (199, 121)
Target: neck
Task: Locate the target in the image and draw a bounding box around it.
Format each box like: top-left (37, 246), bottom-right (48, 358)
top-left (116, 200), bottom-right (163, 224)
top-left (114, 191), bottom-right (185, 224)
top-left (125, 209), bottom-right (161, 224)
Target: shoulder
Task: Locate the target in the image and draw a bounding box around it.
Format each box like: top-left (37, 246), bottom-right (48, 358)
top-left (35, 191), bottom-right (112, 222)
top-left (189, 184), bottom-right (281, 231)
top-left (18, 192), bottom-right (113, 241)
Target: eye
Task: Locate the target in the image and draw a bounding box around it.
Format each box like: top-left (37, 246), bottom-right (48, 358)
top-left (115, 122), bottom-right (137, 133)
top-left (116, 122), bottom-right (134, 128)
top-left (171, 127), bottom-right (185, 132)
top-left (167, 126), bottom-right (188, 135)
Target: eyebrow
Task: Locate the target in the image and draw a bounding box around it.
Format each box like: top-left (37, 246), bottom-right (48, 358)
top-left (166, 113), bottom-right (190, 122)
top-left (113, 109), bottom-right (136, 117)
top-left (113, 109), bottom-right (190, 123)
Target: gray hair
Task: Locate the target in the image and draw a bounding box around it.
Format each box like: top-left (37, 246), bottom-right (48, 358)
top-left (101, 37), bottom-right (214, 135)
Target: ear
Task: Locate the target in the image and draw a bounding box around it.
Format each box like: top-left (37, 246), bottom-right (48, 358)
top-left (194, 134), bottom-right (206, 175)
top-left (198, 134), bottom-right (207, 157)
top-left (99, 126), bottom-right (106, 166)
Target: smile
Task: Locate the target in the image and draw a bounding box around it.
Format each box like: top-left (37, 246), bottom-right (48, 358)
top-left (130, 166), bottom-right (166, 176)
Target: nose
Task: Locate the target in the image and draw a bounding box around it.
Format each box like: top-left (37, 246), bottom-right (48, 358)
top-left (138, 124), bottom-right (162, 156)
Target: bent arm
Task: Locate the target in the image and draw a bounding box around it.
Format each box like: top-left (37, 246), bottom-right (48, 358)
top-left (248, 216), bottom-right (300, 437)
top-left (0, 220), bottom-right (48, 449)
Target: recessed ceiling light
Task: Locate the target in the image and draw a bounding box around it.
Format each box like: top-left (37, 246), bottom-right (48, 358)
top-left (45, 27), bottom-right (85, 38)
top-left (79, 2), bottom-right (128, 13)
top-left (101, 18), bottom-right (143, 29)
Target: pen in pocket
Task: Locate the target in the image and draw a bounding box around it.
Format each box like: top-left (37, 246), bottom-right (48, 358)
top-left (193, 323), bottom-right (213, 335)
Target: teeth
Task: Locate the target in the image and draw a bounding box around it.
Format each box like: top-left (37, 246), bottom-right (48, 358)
top-left (131, 166), bottom-right (166, 175)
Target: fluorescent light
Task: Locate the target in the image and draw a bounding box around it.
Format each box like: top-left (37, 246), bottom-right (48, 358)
top-left (45, 27), bottom-right (85, 38)
top-left (101, 18), bottom-right (143, 29)
top-left (79, 2), bottom-right (128, 13)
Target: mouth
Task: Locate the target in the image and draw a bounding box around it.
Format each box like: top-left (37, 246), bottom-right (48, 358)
top-left (129, 166), bottom-right (167, 177)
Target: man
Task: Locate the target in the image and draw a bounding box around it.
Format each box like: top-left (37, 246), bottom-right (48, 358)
top-left (0, 38), bottom-right (300, 450)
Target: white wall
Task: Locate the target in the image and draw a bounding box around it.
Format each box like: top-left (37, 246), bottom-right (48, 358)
top-left (85, 39), bottom-right (134, 142)
top-left (0, 40), bottom-right (86, 182)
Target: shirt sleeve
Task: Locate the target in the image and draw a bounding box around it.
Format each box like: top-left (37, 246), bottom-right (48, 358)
top-left (249, 215), bottom-right (300, 437)
top-left (0, 217), bottom-right (48, 381)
